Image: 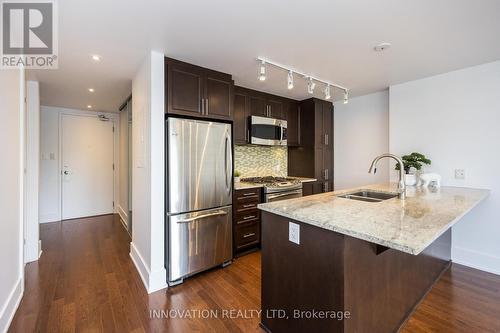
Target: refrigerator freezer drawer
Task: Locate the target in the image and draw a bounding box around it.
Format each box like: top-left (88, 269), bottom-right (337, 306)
top-left (168, 206), bottom-right (233, 282)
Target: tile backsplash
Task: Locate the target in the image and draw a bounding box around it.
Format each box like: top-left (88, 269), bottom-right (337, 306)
top-left (235, 145), bottom-right (287, 177)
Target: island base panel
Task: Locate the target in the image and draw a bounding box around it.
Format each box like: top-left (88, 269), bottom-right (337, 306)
top-left (260, 211), bottom-right (451, 333)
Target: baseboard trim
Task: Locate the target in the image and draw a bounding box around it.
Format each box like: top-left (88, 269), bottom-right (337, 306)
top-left (452, 246), bottom-right (500, 276)
top-left (0, 278), bottom-right (23, 333)
top-left (117, 205), bottom-right (129, 234)
top-left (117, 205), bottom-right (128, 223)
top-left (129, 242), bottom-right (167, 294)
top-left (39, 213), bottom-right (60, 223)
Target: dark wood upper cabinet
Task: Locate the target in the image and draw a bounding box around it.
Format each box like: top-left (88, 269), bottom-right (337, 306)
top-left (249, 94), bottom-right (267, 117)
top-left (284, 101), bottom-right (300, 146)
top-left (267, 98), bottom-right (283, 119)
top-left (233, 90), bottom-right (248, 145)
top-left (167, 61), bottom-right (204, 116)
top-left (165, 57), bottom-right (233, 121)
top-left (205, 73), bottom-right (233, 120)
top-left (288, 98), bottom-right (334, 195)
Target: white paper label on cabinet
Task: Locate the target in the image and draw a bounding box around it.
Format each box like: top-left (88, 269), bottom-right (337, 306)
top-left (289, 222), bottom-right (300, 245)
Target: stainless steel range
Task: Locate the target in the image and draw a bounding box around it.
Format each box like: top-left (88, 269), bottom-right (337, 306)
top-left (241, 176), bottom-right (303, 202)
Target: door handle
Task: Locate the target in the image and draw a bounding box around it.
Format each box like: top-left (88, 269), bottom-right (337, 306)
top-left (325, 133), bottom-right (329, 145)
top-left (206, 98), bottom-right (209, 115)
top-left (177, 210), bottom-right (228, 223)
top-left (225, 133), bottom-right (232, 191)
top-left (63, 170), bottom-right (69, 175)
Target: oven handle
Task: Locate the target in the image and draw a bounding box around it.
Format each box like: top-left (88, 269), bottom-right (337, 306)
top-left (267, 189), bottom-right (302, 201)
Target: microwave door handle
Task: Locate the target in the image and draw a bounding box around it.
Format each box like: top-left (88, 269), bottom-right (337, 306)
top-left (280, 123), bottom-right (284, 142)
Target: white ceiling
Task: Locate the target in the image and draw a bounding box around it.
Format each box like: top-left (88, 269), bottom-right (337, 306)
top-left (28, 0), bottom-right (500, 112)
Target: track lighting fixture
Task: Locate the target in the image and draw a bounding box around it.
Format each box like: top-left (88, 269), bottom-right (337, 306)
top-left (256, 57), bottom-right (349, 101)
top-left (307, 77), bottom-right (316, 94)
top-left (259, 60), bottom-right (266, 81)
top-left (287, 71), bottom-right (294, 90)
top-left (324, 85), bottom-right (331, 100)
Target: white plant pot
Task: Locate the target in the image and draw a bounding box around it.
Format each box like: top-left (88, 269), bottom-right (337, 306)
top-left (234, 177), bottom-right (241, 183)
top-left (405, 174), bottom-right (417, 186)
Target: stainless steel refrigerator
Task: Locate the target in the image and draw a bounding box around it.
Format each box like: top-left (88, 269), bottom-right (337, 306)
top-left (166, 117), bottom-right (233, 285)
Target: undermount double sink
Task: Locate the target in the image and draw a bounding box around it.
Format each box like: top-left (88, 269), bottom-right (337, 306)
top-left (337, 190), bottom-right (398, 203)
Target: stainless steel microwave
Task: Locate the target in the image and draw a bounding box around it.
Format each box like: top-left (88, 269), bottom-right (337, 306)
top-left (250, 116), bottom-right (287, 146)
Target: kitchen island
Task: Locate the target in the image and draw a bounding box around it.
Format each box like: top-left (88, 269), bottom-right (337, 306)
top-left (257, 184), bottom-right (489, 333)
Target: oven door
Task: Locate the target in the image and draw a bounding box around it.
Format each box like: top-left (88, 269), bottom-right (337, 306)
top-left (250, 116), bottom-right (287, 146)
top-left (265, 189), bottom-right (303, 202)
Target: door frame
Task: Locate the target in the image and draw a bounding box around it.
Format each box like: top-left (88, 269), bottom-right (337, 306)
top-left (58, 109), bottom-right (119, 220)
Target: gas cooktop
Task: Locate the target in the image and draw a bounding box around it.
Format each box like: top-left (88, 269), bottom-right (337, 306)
top-left (240, 176), bottom-right (302, 193)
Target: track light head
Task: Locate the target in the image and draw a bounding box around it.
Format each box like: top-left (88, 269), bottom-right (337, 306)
top-left (343, 90), bottom-right (349, 104)
top-left (287, 71), bottom-right (294, 90)
top-left (259, 60), bottom-right (266, 81)
top-left (307, 77), bottom-right (316, 94)
top-left (324, 85), bottom-right (331, 100)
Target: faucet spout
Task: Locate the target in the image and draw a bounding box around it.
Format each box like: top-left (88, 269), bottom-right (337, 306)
top-left (368, 153), bottom-right (406, 200)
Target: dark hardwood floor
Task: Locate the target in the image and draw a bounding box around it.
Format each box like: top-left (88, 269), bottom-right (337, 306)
top-left (8, 214), bottom-right (500, 332)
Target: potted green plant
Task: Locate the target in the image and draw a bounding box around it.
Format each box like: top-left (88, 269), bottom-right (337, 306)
top-left (234, 170), bottom-right (241, 183)
top-left (395, 152), bottom-right (431, 186)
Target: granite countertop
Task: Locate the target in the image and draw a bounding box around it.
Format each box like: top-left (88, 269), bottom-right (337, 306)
top-left (234, 177), bottom-right (317, 190)
top-left (258, 183), bottom-right (490, 255)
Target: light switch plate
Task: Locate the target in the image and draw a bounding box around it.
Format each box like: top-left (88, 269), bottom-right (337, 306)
top-left (455, 169), bottom-right (465, 180)
top-left (289, 222), bottom-right (300, 245)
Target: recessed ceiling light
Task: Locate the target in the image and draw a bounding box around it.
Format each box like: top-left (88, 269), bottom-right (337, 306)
top-left (374, 42), bottom-right (391, 52)
top-left (88, 88), bottom-right (94, 92)
top-left (91, 54), bottom-right (101, 61)
top-left (87, 105), bottom-right (92, 109)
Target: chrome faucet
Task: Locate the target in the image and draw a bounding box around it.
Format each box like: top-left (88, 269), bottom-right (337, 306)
top-left (368, 153), bottom-right (406, 200)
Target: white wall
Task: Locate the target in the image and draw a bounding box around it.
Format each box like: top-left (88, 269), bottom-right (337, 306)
top-left (24, 81), bottom-right (40, 262)
top-left (390, 60), bottom-right (500, 275)
top-left (118, 104), bottom-right (130, 229)
top-left (130, 51), bottom-right (167, 293)
top-left (334, 90), bottom-right (390, 190)
top-left (0, 69), bottom-right (25, 333)
top-left (39, 106), bottom-right (119, 223)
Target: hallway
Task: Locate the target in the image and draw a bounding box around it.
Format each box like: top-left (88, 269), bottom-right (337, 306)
top-left (8, 215), bottom-right (500, 332)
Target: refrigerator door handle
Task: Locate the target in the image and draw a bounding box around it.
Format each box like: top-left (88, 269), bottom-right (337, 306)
top-left (225, 132), bottom-right (232, 191)
top-left (177, 210), bottom-right (228, 224)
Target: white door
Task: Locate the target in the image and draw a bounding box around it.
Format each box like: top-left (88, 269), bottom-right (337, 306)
top-left (61, 114), bottom-right (114, 220)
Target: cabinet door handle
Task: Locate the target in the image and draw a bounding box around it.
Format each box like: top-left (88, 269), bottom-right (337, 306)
top-left (243, 215), bottom-right (256, 220)
top-left (242, 192), bottom-right (257, 197)
top-left (201, 98), bottom-right (205, 115)
top-left (242, 204), bottom-right (255, 208)
top-left (205, 99), bottom-right (209, 115)
top-left (324, 169), bottom-right (329, 180)
top-left (243, 233), bottom-right (256, 238)
top-left (325, 134), bottom-right (329, 145)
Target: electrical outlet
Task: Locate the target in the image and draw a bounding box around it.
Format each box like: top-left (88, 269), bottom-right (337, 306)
top-left (455, 169), bottom-right (465, 180)
top-left (289, 222), bottom-right (300, 245)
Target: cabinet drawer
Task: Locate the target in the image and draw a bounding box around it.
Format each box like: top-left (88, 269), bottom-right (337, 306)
top-left (235, 211), bottom-right (260, 226)
top-left (235, 202), bottom-right (258, 214)
top-left (235, 188), bottom-right (262, 200)
top-left (236, 222), bottom-right (260, 248)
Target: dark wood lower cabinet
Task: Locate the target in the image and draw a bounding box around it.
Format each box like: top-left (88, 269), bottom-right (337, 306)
top-left (260, 211), bottom-right (451, 333)
top-left (233, 187), bottom-right (263, 254)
